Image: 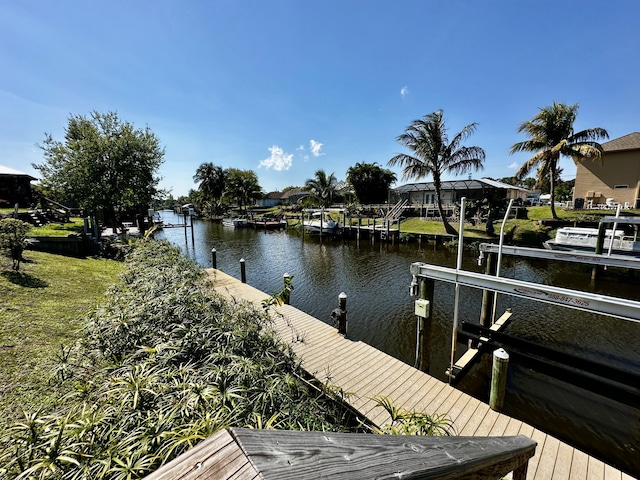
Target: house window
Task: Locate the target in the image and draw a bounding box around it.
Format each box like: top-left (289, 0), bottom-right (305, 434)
top-left (614, 185), bottom-right (629, 189)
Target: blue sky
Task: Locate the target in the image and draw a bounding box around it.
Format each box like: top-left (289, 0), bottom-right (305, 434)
top-left (1, 1), bottom-right (638, 197)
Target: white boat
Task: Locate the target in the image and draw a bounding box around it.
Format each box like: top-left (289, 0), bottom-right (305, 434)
top-left (302, 210), bottom-right (343, 234)
top-left (222, 218), bottom-right (247, 228)
top-left (544, 226), bottom-right (640, 256)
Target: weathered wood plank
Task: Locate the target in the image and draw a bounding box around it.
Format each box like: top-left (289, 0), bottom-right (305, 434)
top-left (569, 447), bottom-right (589, 480)
top-left (230, 428), bottom-right (536, 480)
top-left (144, 429), bottom-right (236, 480)
top-left (525, 429), bottom-right (548, 480)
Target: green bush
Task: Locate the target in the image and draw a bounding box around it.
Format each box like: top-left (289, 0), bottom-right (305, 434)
top-left (0, 218), bottom-right (31, 270)
top-left (0, 240), bottom-right (360, 479)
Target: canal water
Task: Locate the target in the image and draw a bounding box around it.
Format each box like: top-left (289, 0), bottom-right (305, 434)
top-left (157, 211), bottom-right (640, 476)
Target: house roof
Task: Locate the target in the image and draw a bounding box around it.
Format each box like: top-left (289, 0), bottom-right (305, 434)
top-left (393, 177), bottom-right (528, 193)
top-left (602, 132), bottom-right (640, 152)
top-left (0, 165), bottom-right (37, 180)
top-left (264, 191), bottom-right (284, 200)
top-left (281, 188), bottom-right (308, 199)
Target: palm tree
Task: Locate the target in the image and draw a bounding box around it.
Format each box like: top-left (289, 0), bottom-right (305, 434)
top-left (193, 163), bottom-right (227, 202)
top-left (304, 169), bottom-right (338, 207)
top-left (225, 168), bottom-right (262, 213)
top-left (388, 110), bottom-right (485, 235)
top-left (510, 102), bottom-right (608, 219)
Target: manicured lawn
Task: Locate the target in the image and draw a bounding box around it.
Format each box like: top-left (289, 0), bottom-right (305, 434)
top-left (0, 250), bottom-right (122, 421)
top-left (28, 217), bottom-right (85, 236)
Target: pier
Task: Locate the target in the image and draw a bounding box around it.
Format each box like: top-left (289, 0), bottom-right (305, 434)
top-left (193, 268), bottom-right (633, 479)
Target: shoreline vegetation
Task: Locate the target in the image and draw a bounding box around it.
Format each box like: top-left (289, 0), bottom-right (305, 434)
top-left (1, 239), bottom-right (451, 479)
top-left (11, 206), bottom-right (638, 245)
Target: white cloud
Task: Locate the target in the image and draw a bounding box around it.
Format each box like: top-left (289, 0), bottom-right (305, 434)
top-left (259, 145), bottom-right (293, 171)
top-left (309, 139), bottom-right (323, 157)
top-left (297, 145), bottom-right (305, 151)
top-left (508, 161), bottom-right (519, 169)
top-left (400, 86), bottom-right (409, 97)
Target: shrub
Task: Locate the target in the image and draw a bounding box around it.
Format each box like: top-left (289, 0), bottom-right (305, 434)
top-left (0, 218), bottom-right (31, 270)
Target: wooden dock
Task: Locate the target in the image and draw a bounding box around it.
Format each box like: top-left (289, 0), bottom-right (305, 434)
top-left (204, 269), bottom-right (634, 480)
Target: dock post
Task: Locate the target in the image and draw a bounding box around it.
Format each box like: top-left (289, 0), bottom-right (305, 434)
top-left (334, 292), bottom-right (347, 336)
top-left (415, 278), bottom-right (434, 372)
top-left (240, 258), bottom-right (246, 283)
top-left (490, 348), bottom-right (509, 411)
top-left (211, 248), bottom-right (217, 269)
top-left (480, 252), bottom-right (497, 327)
top-left (282, 272), bottom-right (291, 305)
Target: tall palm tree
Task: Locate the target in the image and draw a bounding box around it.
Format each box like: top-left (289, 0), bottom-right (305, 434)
top-left (510, 102), bottom-right (608, 219)
top-left (193, 163), bottom-right (227, 202)
top-left (388, 110), bottom-right (485, 235)
top-left (305, 169), bottom-right (338, 207)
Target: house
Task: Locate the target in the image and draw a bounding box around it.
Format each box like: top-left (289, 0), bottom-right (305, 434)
top-left (280, 188), bottom-right (309, 205)
top-left (392, 177), bottom-right (529, 206)
top-left (0, 165), bottom-right (37, 208)
top-left (572, 132), bottom-right (640, 209)
top-left (256, 191), bottom-right (284, 208)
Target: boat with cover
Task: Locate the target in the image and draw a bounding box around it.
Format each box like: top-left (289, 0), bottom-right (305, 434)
top-left (302, 209), bottom-right (343, 234)
top-left (544, 226), bottom-right (640, 256)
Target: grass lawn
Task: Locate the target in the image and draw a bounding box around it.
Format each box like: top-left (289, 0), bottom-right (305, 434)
top-left (28, 217), bottom-right (85, 237)
top-left (0, 250), bottom-right (122, 421)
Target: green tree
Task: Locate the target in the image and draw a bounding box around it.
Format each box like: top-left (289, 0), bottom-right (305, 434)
top-left (193, 163), bottom-right (227, 202)
top-left (0, 218), bottom-right (31, 271)
top-left (193, 163), bottom-right (228, 216)
top-left (510, 102), bottom-right (608, 219)
top-left (304, 169), bottom-right (339, 207)
top-left (34, 111), bottom-right (164, 231)
top-left (225, 169), bottom-right (262, 212)
top-left (388, 110), bottom-right (485, 235)
top-left (346, 162), bottom-right (397, 205)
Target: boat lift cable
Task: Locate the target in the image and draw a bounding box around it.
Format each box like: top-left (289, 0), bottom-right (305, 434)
top-left (491, 199), bottom-right (514, 324)
top-left (449, 197), bottom-right (466, 384)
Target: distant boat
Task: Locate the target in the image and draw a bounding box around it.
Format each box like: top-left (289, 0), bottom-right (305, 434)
top-left (247, 217), bottom-right (287, 230)
top-left (302, 209), bottom-right (343, 234)
top-left (544, 226), bottom-right (640, 256)
top-left (222, 218), bottom-right (247, 228)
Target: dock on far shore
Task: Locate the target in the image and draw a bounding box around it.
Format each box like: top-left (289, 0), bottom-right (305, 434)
top-left (200, 268), bottom-right (633, 480)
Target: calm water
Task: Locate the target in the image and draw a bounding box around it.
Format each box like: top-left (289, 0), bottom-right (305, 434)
top-left (157, 211), bottom-right (640, 476)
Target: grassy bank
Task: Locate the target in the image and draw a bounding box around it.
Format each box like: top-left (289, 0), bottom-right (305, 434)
top-left (0, 250), bottom-right (123, 420)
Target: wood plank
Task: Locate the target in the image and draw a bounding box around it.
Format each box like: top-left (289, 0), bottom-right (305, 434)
top-left (534, 433), bottom-right (560, 480)
top-left (474, 408), bottom-right (502, 436)
top-left (525, 429), bottom-right (549, 480)
top-left (487, 410), bottom-right (511, 437)
top-left (145, 429), bottom-right (235, 480)
top-left (230, 428), bottom-right (536, 480)
top-left (570, 448), bottom-right (590, 480)
top-left (587, 457), bottom-right (606, 480)
top-left (604, 463), bottom-right (623, 480)
top-left (459, 402), bottom-right (491, 436)
top-left (552, 441), bottom-right (574, 480)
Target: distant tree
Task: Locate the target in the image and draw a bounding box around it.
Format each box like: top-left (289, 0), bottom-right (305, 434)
top-left (346, 162), bottom-right (397, 205)
top-left (497, 176), bottom-right (517, 186)
top-left (304, 169), bottom-right (338, 207)
top-left (510, 102), bottom-right (608, 219)
top-left (225, 169), bottom-right (262, 212)
top-left (34, 111), bottom-right (164, 231)
top-left (522, 177), bottom-right (537, 190)
top-left (0, 218), bottom-right (31, 271)
top-left (555, 178), bottom-right (575, 201)
top-left (193, 163), bottom-right (227, 202)
top-left (388, 110), bottom-right (485, 235)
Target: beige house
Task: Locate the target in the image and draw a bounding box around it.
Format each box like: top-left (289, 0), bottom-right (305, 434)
top-left (573, 132), bottom-right (640, 209)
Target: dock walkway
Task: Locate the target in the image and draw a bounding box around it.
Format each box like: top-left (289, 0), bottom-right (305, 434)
top-left (205, 268), bottom-right (634, 480)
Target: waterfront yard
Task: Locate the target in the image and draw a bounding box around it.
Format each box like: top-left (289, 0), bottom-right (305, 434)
top-left (0, 250), bottom-right (123, 420)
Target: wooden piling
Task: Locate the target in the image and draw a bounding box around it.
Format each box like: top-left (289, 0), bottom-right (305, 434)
top-left (490, 348), bottom-right (509, 411)
top-left (338, 292), bottom-right (347, 335)
top-left (211, 248), bottom-right (217, 269)
top-left (240, 258), bottom-right (246, 283)
top-left (417, 278), bottom-right (434, 373)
